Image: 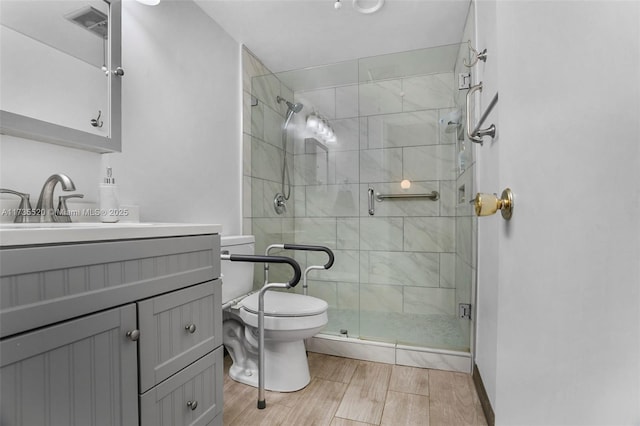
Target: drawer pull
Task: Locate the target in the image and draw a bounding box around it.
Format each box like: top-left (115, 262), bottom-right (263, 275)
top-left (186, 400), bottom-right (198, 410)
top-left (185, 323), bottom-right (197, 334)
top-left (126, 329), bottom-right (140, 341)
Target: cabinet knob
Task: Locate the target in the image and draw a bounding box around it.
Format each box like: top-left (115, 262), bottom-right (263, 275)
top-left (186, 400), bottom-right (198, 411)
top-left (126, 329), bottom-right (140, 341)
top-left (185, 323), bottom-right (197, 334)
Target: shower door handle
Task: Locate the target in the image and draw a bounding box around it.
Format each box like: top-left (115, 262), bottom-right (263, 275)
top-left (368, 187), bottom-right (375, 216)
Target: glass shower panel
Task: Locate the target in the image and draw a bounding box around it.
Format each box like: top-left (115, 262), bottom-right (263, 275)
top-left (266, 43), bottom-right (475, 352)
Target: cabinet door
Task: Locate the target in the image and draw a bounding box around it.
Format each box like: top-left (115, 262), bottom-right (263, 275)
top-left (140, 347), bottom-right (223, 426)
top-left (138, 281), bottom-right (222, 392)
top-left (0, 304), bottom-right (138, 426)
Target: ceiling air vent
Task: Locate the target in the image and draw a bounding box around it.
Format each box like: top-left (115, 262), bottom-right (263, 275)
top-left (65, 6), bottom-right (108, 39)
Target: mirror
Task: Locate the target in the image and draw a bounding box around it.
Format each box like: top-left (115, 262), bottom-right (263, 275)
top-left (0, 0), bottom-right (121, 153)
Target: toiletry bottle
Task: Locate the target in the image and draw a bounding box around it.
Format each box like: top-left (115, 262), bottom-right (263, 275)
top-left (99, 167), bottom-right (119, 223)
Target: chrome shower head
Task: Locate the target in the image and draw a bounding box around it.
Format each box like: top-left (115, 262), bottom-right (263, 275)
top-left (277, 96), bottom-right (303, 114)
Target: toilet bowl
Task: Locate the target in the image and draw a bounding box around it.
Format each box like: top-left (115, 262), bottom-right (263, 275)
top-left (221, 235), bottom-right (328, 392)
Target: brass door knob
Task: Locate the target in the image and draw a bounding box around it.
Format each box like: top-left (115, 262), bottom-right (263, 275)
top-left (474, 188), bottom-right (513, 220)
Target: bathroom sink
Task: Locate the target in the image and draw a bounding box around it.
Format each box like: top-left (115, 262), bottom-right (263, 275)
top-left (0, 222), bottom-right (222, 246)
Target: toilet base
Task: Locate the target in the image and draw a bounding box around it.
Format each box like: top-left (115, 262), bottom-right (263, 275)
top-left (228, 338), bottom-right (311, 392)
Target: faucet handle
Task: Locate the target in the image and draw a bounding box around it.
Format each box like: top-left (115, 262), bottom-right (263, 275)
top-left (56, 194), bottom-right (84, 223)
top-left (0, 188), bottom-right (34, 223)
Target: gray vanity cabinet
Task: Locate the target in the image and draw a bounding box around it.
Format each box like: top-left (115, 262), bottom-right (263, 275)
top-left (0, 232), bottom-right (223, 426)
top-left (138, 281), bottom-right (222, 392)
top-left (0, 304), bottom-right (139, 425)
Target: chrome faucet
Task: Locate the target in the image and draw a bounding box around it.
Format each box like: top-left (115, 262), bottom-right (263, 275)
top-left (35, 174), bottom-right (76, 222)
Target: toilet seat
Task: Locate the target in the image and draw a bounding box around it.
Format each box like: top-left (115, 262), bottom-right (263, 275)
top-left (240, 291), bottom-right (328, 317)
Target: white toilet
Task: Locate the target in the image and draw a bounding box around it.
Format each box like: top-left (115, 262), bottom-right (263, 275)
top-left (221, 235), bottom-right (328, 392)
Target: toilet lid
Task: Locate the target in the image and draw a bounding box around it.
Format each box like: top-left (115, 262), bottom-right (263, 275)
top-left (241, 291), bottom-right (328, 317)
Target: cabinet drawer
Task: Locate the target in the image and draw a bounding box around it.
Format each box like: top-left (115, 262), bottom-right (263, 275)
top-left (0, 305), bottom-right (138, 426)
top-left (138, 281), bottom-right (222, 392)
top-left (140, 347), bottom-right (223, 426)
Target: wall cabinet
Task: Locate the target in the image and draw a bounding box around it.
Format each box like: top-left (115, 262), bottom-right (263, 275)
top-left (0, 233), bottom-right (222, 425)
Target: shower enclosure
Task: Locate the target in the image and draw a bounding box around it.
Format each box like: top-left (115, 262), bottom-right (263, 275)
top-left (242, 39), bottom-right (477, 370)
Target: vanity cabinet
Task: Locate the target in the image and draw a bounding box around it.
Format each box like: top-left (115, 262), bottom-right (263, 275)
top-left (0, 230), bottom-right (223, 426)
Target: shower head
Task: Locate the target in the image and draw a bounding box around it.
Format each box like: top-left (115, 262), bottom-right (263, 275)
top-left (277, 96), bottom-right (303, 114)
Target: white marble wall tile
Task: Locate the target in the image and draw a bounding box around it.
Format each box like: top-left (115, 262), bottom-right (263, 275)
top-left (368, 251), bottom-right (439, 287)
top-left (250, 177), bottom-right (264, 218)
top-left (297, 88), bottom-right (336, 118)
top-left (263, 105), bottom-right (284, 147)
top-left (396, 347), bottom-right (471, 373)
top-left (440, 180), bottom-right (457, 217)
top-left (250, 98), bottom-right (264, 140)
top-left (455, 254), bottom-right (472, 305)
top-left (307, 280), bottom-right (338, 307)
top-left (306, 335), bottom-right (396, 364)
top-left (337, 282), bottom-right (360, 310)
top-left (337, 218), bottom-right (360, 250)
top-left (294, 186), bottom-right (306, 217)
top-left (294, 152), bottom-right (330, 186)
top-left (331, 118), bottom-right (361, 152)
top-left (305, 184), bottom-right (359, 217)
top-left (359, 251), bottom-right (370, 284)
top-left (456, 215), bottom-right (473, 266)
top-left (294, 217), bottom-right (337, 248)
top-left (403, 145), bottom-right (456, 181)
top-left (404, 217), bottom-right (455, 252)
top-left (359, 182), bottom-right (440, 217)
top-left (243, 175), bottom-right (252, 218)
top-left (251, 138), bottom-right (281, 182)
top-left (402, 73), bottom-right (455, 111)
top-left (440, 253), bottom-right (456, 288)
top-left (252, 73), bottom-right (281, 110)
top-left (242, 47), bottom-right (268, 94)
top-left (359, 148), bottom-right (403, 183)
top-left (438, 108), bottom-right (461, 145)
top-left (335, 84), bottom-right (359, 118)
top-left (282, 217), bottom-right (295, 244)
top-left (243, 133), bottom-right (252, 177)
top-left (243, 91), bottom-right (253, 135)
top-left (252, 218), bottom-right (283, 255)
top-left (403, 287), bottom-right (455, 315)
top-left (334, 150), bottom-right (359, 184)
top-left (359, 217), bottom-right (404, 251)
top-left (361, 284), bottom-right (403, 313)
top-left (359, 79), bottom-right (403, 116)
top-left (366, 110), bottom-right (439, 149)
top-left (308, 249), bottom-right (359, 283)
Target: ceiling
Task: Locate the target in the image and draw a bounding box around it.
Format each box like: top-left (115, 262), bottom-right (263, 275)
top-left (194, 0), bottom-right (472, 73)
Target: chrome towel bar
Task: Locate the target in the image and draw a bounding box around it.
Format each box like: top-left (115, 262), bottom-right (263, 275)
top-left (376, 191), bottom-right (440, 201)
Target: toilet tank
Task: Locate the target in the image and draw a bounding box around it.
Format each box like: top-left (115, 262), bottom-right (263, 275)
top-left (220, 235), bottom-right (255, 304)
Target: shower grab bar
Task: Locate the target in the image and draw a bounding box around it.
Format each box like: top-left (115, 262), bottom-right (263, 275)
top-left (376, 191), bottom-right (440, 201)
top-left (466, 82), bottom-right (497, 145)
top-left (265, 243), bottom-right (335, 295)
top-left (220, 253), bottom-right (302, 410)
top-left (368, 187), bottom-right (375, 216)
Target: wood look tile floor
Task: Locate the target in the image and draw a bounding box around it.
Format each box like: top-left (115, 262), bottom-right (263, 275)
top-left (223, 352), bottom-right (487, 426)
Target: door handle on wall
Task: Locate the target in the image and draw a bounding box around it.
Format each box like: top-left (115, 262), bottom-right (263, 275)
top-left (368, 187), bottom-right (375, 216)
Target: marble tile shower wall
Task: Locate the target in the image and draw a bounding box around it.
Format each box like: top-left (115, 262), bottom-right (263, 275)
top-left (242, 47), bottom-right (298, 286)
top-left (293, 71), bottom-right (463, 334)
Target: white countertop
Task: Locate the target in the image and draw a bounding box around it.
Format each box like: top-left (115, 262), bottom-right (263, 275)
top-left (0, 222), bottom-right (222, 246)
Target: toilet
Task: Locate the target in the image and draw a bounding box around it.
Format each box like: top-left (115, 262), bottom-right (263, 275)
top-left (220, 235), bottom-right (328, 392)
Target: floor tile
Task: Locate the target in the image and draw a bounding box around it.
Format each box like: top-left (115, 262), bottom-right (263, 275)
top-left (388, 364), bottom-right (430, 396)
top-left (429, 370), bottom-right (487, 425)
top-left (282, 378), bottom-right (348, 425)
top-left (334, 361), bottom-right (392, 424)
top-left (308, 352), bottom-right (359, 384)
top-left (380, 390), bottom-right (430, 425)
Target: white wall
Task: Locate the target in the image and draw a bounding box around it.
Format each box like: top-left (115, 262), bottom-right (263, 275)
top-left (475, 1), bottom-right (640, 424)
top-left (1, 0), bottom-right (242, 233)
